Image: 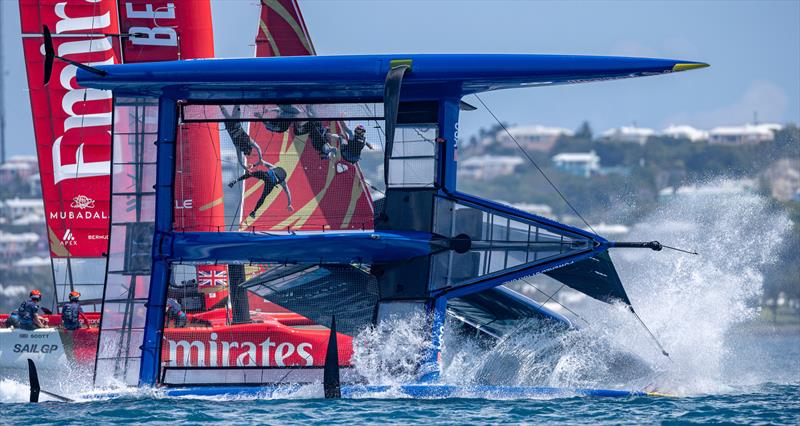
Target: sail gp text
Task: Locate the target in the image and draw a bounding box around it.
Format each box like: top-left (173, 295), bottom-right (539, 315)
top-left (13, 344), bottom-right (60, 354)
top-left (166, 334), bottom-right (315, 367)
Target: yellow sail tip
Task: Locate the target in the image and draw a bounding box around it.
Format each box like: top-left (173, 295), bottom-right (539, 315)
top-left (646, 391), bottom-right (677, 397)
top-left (672, 63), bottom-right (710, 72)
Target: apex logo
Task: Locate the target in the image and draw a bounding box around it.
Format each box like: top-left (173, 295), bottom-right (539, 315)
top-left (62, 229), bottom-right (77, 246)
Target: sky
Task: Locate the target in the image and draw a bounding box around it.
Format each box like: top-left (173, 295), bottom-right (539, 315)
top-left (1, 0), bottom-right (799, 157)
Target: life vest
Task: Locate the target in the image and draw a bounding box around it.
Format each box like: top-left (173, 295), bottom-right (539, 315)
top-left (341, 133), bottom-right (367, 163)
top-left (17, 301), bottom-right (38, 325)
top-left (62, 302), bottom-right (81, 328)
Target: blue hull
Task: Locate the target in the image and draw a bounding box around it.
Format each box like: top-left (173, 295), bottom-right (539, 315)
top-left (161, 385), bottom-right (651, 399)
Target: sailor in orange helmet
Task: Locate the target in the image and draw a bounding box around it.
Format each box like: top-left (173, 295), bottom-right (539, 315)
top-left (61, 291), bottom-right (90, 330)
top-left (17, 290), bottom-right (48, 330)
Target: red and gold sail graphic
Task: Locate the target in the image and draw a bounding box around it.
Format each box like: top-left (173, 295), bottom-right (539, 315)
top-left (19, 0), bottom-right (222, 253)
top-left (117, 0), bottom-right (223, 233)
top-left (19, 0), bottom-right (123, 257)
top-left (243, 0), bottom-right (374, 231)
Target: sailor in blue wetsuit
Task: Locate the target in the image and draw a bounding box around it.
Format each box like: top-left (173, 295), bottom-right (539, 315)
top-left (336, 124), bottom-right (375, 173)
top-left (17, 289), bottom-right (48, 330)
top-left (228, 166), bottom-right (293, 218)
top-left (61, 291), bottom-right (89, 330)
top-left (166, 298), bottom-right (187, 328)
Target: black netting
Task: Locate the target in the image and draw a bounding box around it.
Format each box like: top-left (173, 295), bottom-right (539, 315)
top-left (173, 103), bottom-right (388, 232)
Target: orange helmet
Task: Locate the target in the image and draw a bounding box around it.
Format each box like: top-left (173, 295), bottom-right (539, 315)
top-left (30, 289), bottom-right (42, 300)
top-left (69, 291), bottom-right (81, 302)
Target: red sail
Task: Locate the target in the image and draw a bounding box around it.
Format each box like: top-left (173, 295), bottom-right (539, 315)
top-left (19, 0), bottom-right (122, 257)
top-left (117, 0), bottom-right (223, 232)
top-left (244, 0), bottom-right (374, 231)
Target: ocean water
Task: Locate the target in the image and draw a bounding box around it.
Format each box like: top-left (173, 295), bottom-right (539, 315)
top-left (0, 376), bottom-right (798, 424)
top-left (2, 181), bottom-right (799, 424)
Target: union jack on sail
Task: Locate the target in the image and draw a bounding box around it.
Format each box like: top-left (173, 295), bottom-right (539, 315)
top-left (197, 265), bottom-right (229, 293)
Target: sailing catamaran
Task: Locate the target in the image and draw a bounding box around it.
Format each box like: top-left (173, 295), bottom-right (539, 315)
top-left (2, 0), bottom-right (708, 400)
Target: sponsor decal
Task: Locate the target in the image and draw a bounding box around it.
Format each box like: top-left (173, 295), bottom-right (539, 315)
top-left (166, 334), bottom-right (315, 367)
top-left (174, 199), bottom-right (193, 210)
top-left (49, 211), bottom-right (108, 220)
top-left (13, 344), bottom-right (60, 354)
top-left (196, 265), bottom-right (228, 293)
top-left (19, 0), bottom-right (121, 257)
top-left (62, 229), bottom-right (77, 246)
top-left (70, 194), bottom-right (96, 210)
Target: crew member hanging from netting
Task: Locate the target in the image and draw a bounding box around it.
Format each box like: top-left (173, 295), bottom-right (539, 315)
top-left (221, 105), bottom-right (266, 169)
top-left (254, 104), bottom-right (302, 133)
top-left (292, 105), bottom-right (343, 161)
top-left (229, 165), bottom-right (293, 216)
top-left (335, 123), bottom-right (374, 173)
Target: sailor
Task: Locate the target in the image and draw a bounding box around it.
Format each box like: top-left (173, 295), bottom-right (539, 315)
top-left (220, 105), bottom-right (267, 169)
top-left (165, 298), bottom-right (187, 328)
top-left (17, 290), bottom-right (48, 330)
top-left (4, 310), bottom-right (20, 328)
top-left (61, 291), bottom-right (89, 330)
top-left (336, 124), bottom-right (375, 173)
top-left (293, 115), bottom-right (342, 161)
top-left (254, 104), bottom-right (302, 133)
top-left (228, 166), bottom-right (293, 217)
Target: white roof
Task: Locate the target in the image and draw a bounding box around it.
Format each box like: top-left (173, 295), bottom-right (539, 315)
top-left (552, 151), bottom-right (599, 162)
top-left (14, 256), bottom-right (51, 267)
top-left (6, 155), bottom-right (38, 163)
top-left (586, 223), bottom-right (630, 235)
top-left (504, 125), bottom-right (574, 137)
top-left (0, 231), bottom-right (40, 243)
top-left (661, 125), bottom-right (709, 141)
top-left (710, 123), bottom-right (782, 136)
top-left (660, 179), bottom-right (756, 196)
top-left (460, 155), bottom-right (525, 166)
top-left (508, 202), bottom-right (553, 215)
top-left (0, 163), bottom-right (32, 171)
top-left (2, 198), bottom-right (44, 208)
top-left (12, 213), bottom-right (46, 226)
top-left (601, 126), bottom-right (656, 137)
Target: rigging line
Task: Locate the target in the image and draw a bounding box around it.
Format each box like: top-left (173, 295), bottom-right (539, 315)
top-left (541, 283), bottom-right (566, 305)
top-left (661, 244), bottom-right (699, 255)
top-left (630, 308), bottom-right (671, 358)
top-left (472, 93), bottom-right (598, 236)
top-left (518, 277), bottom-right (590, 326)
top-left (62, 10), bottom-right (101, 294)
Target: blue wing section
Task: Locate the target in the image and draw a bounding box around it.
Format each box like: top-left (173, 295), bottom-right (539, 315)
top-left (77, 54), bottom-right (707, 100)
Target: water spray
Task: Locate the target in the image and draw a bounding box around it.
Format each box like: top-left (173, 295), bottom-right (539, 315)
top-left (611, 240), bottom-right (701, 359)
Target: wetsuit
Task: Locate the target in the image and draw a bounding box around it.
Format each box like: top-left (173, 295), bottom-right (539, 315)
top-left (294, 121), bottom-right (339, 159)
top-left (221, 107), bottom-right (253, 155)
top-left (61, 301), bottom-right (85, 330)
top-left (17, 300), bottom-right (41, 331)
top-left (341, 132), bottom-right (369, 164)
top-left (166, 298), bottom-right (187, 328)
top-left (229, 168), bottom-right (291, 217)
top-left (261, 105), bottom-right (301, 133)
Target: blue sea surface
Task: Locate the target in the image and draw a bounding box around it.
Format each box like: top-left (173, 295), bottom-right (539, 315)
top-left (1, 383), bottom-right (797, 425)
top-left (2, 327), bottom-right (798, 424)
